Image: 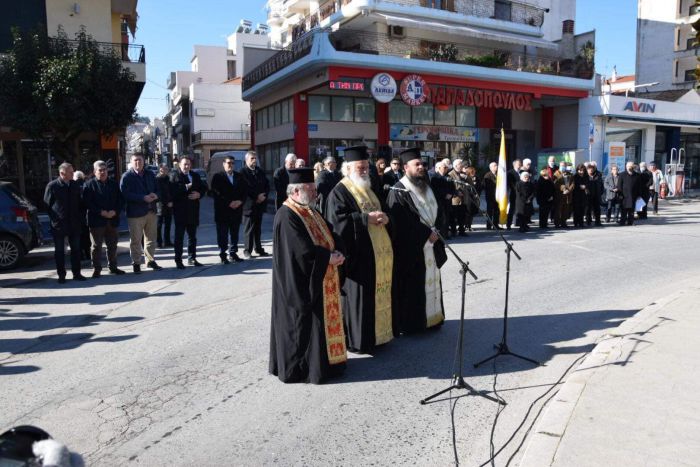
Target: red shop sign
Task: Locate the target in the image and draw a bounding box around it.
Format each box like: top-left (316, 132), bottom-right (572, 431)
top-left (400, 74), bottom-right (428, 106)
top-left (427, 86), bottom-right (533, 111)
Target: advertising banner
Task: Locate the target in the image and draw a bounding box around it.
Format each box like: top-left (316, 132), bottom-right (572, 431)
top-left (389, 124), bottom-right (477, 142)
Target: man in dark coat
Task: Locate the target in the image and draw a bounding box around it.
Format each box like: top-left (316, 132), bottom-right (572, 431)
top-left (382, 157), bottom-right (403, 187)
top-left (515, 172), bottom-right (535, 232)
top-left (240, 150), bottom-right (271, 259)
top-left (82, 160), bottom-right (125, 277)
top-left (483, 162), bottom-right (499, 229)
top-left (446, 159), bottom-right (467, 236)
top-left (315, 156), bottom-right (342, 216)
top-left (619, 161), bottom-right (642, 226)
top-left (269, 168), bottom-right (348, 384)
top-left (535, 169), bottom-right (555, 229)
top-left (273, 153), bottom-right (297, 210)
top-left (638, 162), bottom-right (653, 219)
top-left (169, 156), bottom-right (207, 268)
top-left (210, 155), bottom-right (248, 264)
top-left (572, 164), bottom-right (589, 228)
top-left (429, 160), bottom-right (453, 238)
top-left (585, 163), bottom-right (603, 226)
top-left (156, 164), bottom-right (173, 248)
top-left (506, 159), bottom-right (522, 229)
top-left (44, 162), bottom-right (86, 283)
top-left (324, 146), bottom-right (395, 353)
top-left (386, 147), bottom-right (447, 334)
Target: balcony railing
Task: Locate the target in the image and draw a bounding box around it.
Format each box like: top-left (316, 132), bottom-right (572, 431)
top-left (54, 38), bottom-right (146, 63)
top-left (380, 0), bottom-right (546, 27)
top-left (330, 29), bottom-right (593, 79)
top-left (192, 130), bottom-right (251, 143)
top-left (243, 31), bottom-right (315, 91)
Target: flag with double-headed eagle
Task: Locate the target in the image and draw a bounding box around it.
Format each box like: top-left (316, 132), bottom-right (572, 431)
top-left (495, 128), bottom-right (508, 225)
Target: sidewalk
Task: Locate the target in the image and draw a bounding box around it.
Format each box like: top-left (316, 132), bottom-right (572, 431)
top-left (522, 284), bottom-right (700, 466)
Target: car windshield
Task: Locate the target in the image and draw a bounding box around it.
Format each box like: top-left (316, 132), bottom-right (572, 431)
top-left (2, 183), bottom-right (34, 208)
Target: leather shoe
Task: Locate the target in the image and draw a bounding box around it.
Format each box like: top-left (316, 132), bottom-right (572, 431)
top-left (92, 270), bottom-right (101, 278)
top-left (255, 250), bottom-right (270, 257)
top-left (57, 276), bottom-right (66, 284)
top-left (230, 253), bottom-right (243, 263)
top-left (175, 261), bottom-right (186, 270)
top-left (243, 251), bottom-right (252, 260)
top-left (73, 274), bottom-right (87, 281)
top-left (133, 263), bottom-right (141, 274)
top-left (147, 261), bottom-right (163, 271)
top-left (109, 267), bottom-right (126, 275)
top-left (187, 259), bottom-right (204, 267)
top-left (220, 257), bottom-right (230, 264)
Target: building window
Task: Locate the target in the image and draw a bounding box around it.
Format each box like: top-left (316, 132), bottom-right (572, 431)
top-left (412, 104), bottom-right (434, 124)
top-left (309, 96), bottom-right (331, 121)
top-left (684, 68), bottom-right (695, 81)
top-left (435, 106), bottom-right (456, 126)
top-left (332, 96), bottom-right (354, 121)
top-left (281, 99), bottom-right (290, 124)
top-left (494, 0), bottom-right (512, 21)
top-left (273, 102), bottom-right (281, 127)
top-left (389, 101), bottom-right (411, 123)
top-left (261, 108), bottom-right (269, 130)
top-left (456, 106), bottom-right (476, 126)
top-left (227, 60), bottom-right (236, 80)
top-left (354, 98), bottom-right (376, 123)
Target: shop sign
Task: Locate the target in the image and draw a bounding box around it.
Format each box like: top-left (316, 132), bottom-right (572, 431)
top-left (427, 86), bottom-right (533, 111)
top-left (390, 124), bottom-right (478, 142)
top-left (400, 74), bottom-right (428, 106)
top-left (371, 73), bottom-right (397, 103)
top-left (195, 108), bottom-right (215, 117)
top-left (308, 124), bottom-right (318, 131)
top-left (623, 101), bottom-right (655, 113)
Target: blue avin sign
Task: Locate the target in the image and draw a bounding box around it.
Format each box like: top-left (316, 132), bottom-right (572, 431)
top-left (624, 101), bottom-right (656, 113)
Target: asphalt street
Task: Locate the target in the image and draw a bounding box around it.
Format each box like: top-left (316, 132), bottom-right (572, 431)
top-left (1, 197), bottom-right (699, 466)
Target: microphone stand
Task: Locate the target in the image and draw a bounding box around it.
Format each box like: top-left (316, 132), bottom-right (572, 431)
top-left (393, 186), bottom-right (502, 405)
top-left (456, 182), bottom-right (540, 368)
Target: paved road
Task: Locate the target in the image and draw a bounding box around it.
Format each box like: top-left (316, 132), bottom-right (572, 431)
top-left (1, 198), bottom-right (699, 466)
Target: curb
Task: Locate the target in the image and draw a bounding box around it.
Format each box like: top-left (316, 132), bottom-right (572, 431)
top-left (519, 282), bottom-right (697, 467)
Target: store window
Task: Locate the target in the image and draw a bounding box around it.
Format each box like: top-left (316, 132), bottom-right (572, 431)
top-left (354, 98), bottom-right (376, 123)
top-left (456, 106), bottom-right (476, 126)
top-left (389, 101), bottom-right (411, 123)
top-left (261, 108), bottom-right (268, 130)
top-left (332, 96), bottom-right (354, 122)
top-left (412, 104), bottom-right (434, 124)
top-left (281, 99), bottom-right (290, 124)
top-left (309, 95), bottom-right (331, 121)
top-left (435, 106), bottom-right (455, 126)
top-left (273, 102), bottom-right (281, 127)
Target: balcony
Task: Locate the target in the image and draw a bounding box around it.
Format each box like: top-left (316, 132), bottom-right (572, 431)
top-left (243, 32), bottom-right (315, 91)
top-left (192, 130), bottom-right (251, 144)
top-left (56, 39), bottom-right (146, 82)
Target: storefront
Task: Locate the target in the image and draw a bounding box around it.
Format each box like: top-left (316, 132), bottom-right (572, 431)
top-left (580, 94), bottom-right (700, 191)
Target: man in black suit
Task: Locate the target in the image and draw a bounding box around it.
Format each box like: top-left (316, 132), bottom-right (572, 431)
top-left (273, 153), bottom-right (297, 210)
top-left (483, 162), bottom-right (500, 229)
top-left (382, 157), bottom-right (403, 187)
top-left (506, 159), bottom-right (521, 229)
top-left (44, 162), bottom-right (86, 283)
top-left (210, 156), bottom-right (248, 264)
top-left (618, 161), bottom-right (642, 226)
top-left (169, 156), bottom-right (207, 268)
top-left (240, 150), bottom-right (270, 259)
top-left (315, 155), bottom-right (342, 216)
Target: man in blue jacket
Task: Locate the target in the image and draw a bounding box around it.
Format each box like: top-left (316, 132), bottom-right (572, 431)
top-left (44, 162), bottom-right (86, 283)
top-left (120, 153), bottom-right (162, 273)
top-left (83, 160), bottom-right (125, 277)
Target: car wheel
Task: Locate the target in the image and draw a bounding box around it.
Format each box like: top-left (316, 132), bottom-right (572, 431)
top-left (0, 235), bottom-right (24, 271)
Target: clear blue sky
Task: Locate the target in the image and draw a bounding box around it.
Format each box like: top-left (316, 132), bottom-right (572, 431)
top-left (134, 0), bottom-right (638, 121)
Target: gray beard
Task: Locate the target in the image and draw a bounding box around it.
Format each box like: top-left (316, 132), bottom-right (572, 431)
top-left (407, 174), bottom-right (428, 193)
top-left (349, 172), bottom-right (371, 190)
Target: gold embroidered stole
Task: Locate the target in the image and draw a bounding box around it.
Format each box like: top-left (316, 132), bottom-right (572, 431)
top-left (283, 199), bottom-right (347, 365)
top-left (339, 178), bottom-right (394, 345)
top-left (399, 177), bottom-right (444, 328)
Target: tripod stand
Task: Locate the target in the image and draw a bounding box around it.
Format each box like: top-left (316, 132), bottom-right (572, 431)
top-left (420, 229), bottom-right (504, 405)
top-left (456, 182), bottom-right (540, 368)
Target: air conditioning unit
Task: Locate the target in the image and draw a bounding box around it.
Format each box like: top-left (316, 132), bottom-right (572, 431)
top-left (389, 25), bottom-right (405, 38)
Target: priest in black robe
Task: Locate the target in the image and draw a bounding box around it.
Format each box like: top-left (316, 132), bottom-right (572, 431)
top-left (269, 168), bottom-right (348, 384)
top-left (386, 148), bottom-right (447, 334)
top-left (325, 146), bottom-right (395, 353)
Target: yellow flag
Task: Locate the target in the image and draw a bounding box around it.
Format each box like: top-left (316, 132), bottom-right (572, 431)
top-left (495, 128), bottom-right (508, 225)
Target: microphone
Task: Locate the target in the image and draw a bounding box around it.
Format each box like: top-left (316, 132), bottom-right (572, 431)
top-left (387, 186), bottom-right (410, 193)
top-left (451, 179), bottom-right (469, 186)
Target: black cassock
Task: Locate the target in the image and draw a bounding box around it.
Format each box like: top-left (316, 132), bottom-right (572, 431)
top-left (269, 205), bottom-right (346, 384)
top-left (325, 183), bottom-right (395, 353)
top-left (386, 181), bottom-right (447, 334)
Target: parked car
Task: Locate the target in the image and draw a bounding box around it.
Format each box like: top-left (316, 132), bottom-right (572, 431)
top-left (0, 182), bottom-right (42, 270)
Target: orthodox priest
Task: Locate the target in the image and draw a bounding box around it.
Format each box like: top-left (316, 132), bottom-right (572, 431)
top-left (386, 147), bottom-right (447, 333)
top-left (269, 168), bottom-right (348, 384)
top-left (325, 146), bottom-right (395, 353)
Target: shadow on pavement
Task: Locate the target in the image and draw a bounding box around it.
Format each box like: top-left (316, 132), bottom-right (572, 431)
top-left (0, 333), bottom-right (138, 357)
top-left (0, 363), bottom-right (41, 376)
top-left (0, 291), bottom-right (182, 305)
top-left (331, 308), bottom-right (639, 384)
top-left (0, 313), bottom-right (143, 332)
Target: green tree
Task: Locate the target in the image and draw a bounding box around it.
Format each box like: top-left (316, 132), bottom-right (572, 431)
top-left (0, 26), bottom-right (136, 164)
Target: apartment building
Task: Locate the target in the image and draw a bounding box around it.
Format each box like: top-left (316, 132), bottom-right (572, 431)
top-left (164, 23), bottom-right (272, 168)
top-left (0, 0), bottom-right (144, 203)
top-left (244, 0), bottom-right (596, 172)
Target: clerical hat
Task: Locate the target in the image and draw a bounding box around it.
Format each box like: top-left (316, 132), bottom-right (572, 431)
top-left (400, 147), bottom-right (421, 164)
top-left (288, 168), bottom-right (315, 184)
top-left (343, 146), bottom-right (369, 162)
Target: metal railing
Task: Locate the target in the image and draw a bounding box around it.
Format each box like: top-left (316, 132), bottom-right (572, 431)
top-left (192, 130), bottom-right (251, 143)
top-left (380, 0), bottom-right (546, 27)
top-left (243, 31), bottom-right (315, 91)
top-left (53, 38), bottom-right (146, 63)
top-left (330, 29), bottom-right (593, 79)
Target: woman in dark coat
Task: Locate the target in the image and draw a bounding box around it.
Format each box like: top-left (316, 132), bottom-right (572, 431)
top-left (463, 166), bottom-right (481, 231)
top-left (572, 163), bottom-right (589, 228)
top-left (515, 171), bottom-right (535, 233)
top-left (535, 169), bottom-right (555, 229)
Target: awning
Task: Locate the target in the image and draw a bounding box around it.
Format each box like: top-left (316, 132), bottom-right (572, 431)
top-left (378, 13), bottom-right (559, 51)
top-left (611, 116), bottom-right (700, 128)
